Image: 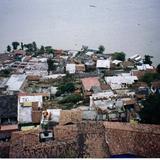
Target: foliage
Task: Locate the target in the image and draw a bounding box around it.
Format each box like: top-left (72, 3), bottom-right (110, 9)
top-left (32, 41), bottom-right (37, 52)
top-left (139, 94), bottom-right (160, 124)
top-left (98, 45), bottom-right (105, 54)
top-left (47, 58), bottom-right (56, 75)
top-left (81, 45), bottom-right (88, 53)
top-left (24, 43), bottom-right (34, 53)
top-left (12, 41), bottom-right (19, 50)
top-left (38, 45), bottom-right (45, 55)
top-left (7, 45), bottom-right (11, 52)
top-left (58, 82), bottom-right (75, 94)
top-left (20, 42), bottom-right (24, 50)
top-left (112, 52), bottom-right (126, 61)
top-left (45, 46), bottom-right (54, 54)
top-left (58, 94), bottom-right (82, 104)
top-left (143, 55), bottom-right (153, 65)
top-left (141, 72), bottom-right (160, 85)
top-left (156, 64), bottom-right (160, 73)
top-left (0, 69), bottom-right (11, 77)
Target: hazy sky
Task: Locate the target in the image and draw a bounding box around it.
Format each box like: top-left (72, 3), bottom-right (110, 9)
top-left (0, 0), bottom-right (160, 64)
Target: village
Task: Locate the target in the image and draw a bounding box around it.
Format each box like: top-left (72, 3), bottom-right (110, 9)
top-left (0, 42), bottom-right (160, 158)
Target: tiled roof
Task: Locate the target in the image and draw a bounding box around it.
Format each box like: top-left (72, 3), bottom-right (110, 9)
top-left (81, 77), bottom-right (100, 91)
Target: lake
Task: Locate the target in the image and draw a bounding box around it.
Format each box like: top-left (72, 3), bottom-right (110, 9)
top-left (0, 0), bottom-right (160, 65)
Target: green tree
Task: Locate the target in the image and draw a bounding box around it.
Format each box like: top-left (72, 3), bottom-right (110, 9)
top-left (45, 46), bottom-right (54, 54)
top-left (32, 41), bottom-right (37, 52)
top-left (24, 43), bottom-right (34, 53)
top-left (143, 55), bottom-right (153, 65)
top-left (12, 41), bottom-right (19, 50)
top-left (0, 69), bottom-right (11, 77)
top-left (98, 45), bottom-right (105, 54)
top-left (58, 94), bottom-right (82, 104)
top-left (81, 45), bottom-right (88, 53)
top-left (20, 42), bottom-right (24, 50)
top-left (112, 52), bottom-right (126, 61)
top-left (141, 72), bottom-right (160, 85)
top-left (58, 82), bottom-right (75, 94)
top-left (47, 58), bottom-right (56, 75)
top-left (7, 45), bottom-right (11, 52)
top-left (38, 45), bottom-right (45, 55)
top-left (157, 64), bottom-right (160, 73)
top-left (139, 94), bottom-right (160, 124)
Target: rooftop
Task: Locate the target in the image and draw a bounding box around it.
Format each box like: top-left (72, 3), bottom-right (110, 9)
top-left (81, 77), bottom-right (100, 91)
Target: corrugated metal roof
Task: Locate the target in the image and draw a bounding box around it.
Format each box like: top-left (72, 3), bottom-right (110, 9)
top-left (6, 74), bottom-right (27, 91)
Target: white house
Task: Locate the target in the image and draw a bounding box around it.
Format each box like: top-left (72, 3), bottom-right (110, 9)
top-left (66, 64), bottom-right (76, 74)
top-left (96, 59), bottom-right (111, 69)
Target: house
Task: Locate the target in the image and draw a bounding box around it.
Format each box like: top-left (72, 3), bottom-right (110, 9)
top-left (5, 74), bottom-right (27, 95)
top-left (96, 59), bottom-right (111, 69)
top-left (66, 64), bottom-right (76, 74)
top-left (0, 95), bottom-right (18, 140)
top-left (75, 64), bottom-right (85, 73)
top-left (136, 64), bottom-right (154, 70)
top-left (92, 98), bottom-right (125, 121)
top-left (121, 61), bottom-right (135, 70)
top-left (105, 75), bottom-right (138, 90)
top-left (18, 93), bottom-right (44, 125)
top-left (81, 77), bottom-right (101, 97)
top-left (129, 54), bottom-right (142, 63)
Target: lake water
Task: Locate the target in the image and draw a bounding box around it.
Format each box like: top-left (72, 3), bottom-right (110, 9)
top-left (0, 0), bottom-right (160, 65)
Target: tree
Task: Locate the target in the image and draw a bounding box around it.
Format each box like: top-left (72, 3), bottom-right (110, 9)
top-left (7, 45), bottom-right (11, 52)
top-left (20, 42), bottom-right (24, 50)
top-left (112, 52), bottom-right (126, 61)
top-left (38, 45), bottom-right (45, 55)
top-left (58, 82), bottom-right (75, 94)
top-left (156, 64), bottom-right (160, 73)
top-left (81, 45), bottom-right (88, 53)
top-left (32, 41), bottom-right (37, 52)
top-left (141, 72), bottom-right (160, 85)
top-left (58, 94), bottom-right (82, 104)
top-left (24, 43), bottom-right (34, 53)
top-left (45, 46), bottom-right (54, 54)
top-left (98, 45), bottom-right (105, 54)
top-left (12, 41), bottom-right (19, 50)
top-left (139, 94), bottom-right (160, 124)
top-left (47, 58), bottom-right (56, 75)
top-left (143, 55), bottom-right (153, 65)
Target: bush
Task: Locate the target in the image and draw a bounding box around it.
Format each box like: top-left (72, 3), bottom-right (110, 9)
top-left (141, 72), bottom-right (160, 85)
top-left (58, 94), bottom-right (82, 104)
top-left (58, 82), bottom-right (75, 94)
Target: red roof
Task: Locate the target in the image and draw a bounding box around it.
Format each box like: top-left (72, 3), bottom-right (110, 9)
top-left (81, 77), bottom-right (100, 91)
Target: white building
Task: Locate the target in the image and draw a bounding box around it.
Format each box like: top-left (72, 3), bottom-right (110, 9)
top-left (66, 64), bottom-right (76, 74)
top-left (105, 75), bottom-right (138, 90)
top-left (18, 95), bottom-right (43, 124)
top-left (96, 59), bottom-right (111, 69)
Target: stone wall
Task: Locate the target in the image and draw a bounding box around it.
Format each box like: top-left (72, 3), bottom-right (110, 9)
top-left (104, 122), bottom-right (160, 158)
